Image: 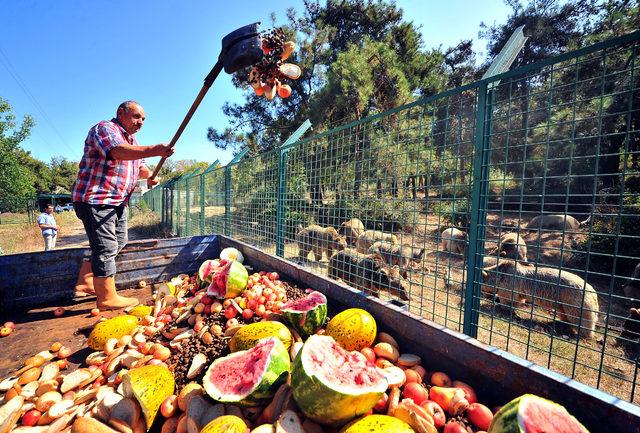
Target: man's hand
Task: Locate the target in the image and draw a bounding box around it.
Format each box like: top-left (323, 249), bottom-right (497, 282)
top-left (153, 143), bottom-right (175, 158)
top-left (147, 177), bottom-right (160, 188)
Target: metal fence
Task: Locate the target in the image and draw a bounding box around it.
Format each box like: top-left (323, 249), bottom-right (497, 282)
top-left (144, 31), bottom-right (640, 403)
top-left (0, 197), bottom-right (37, 225)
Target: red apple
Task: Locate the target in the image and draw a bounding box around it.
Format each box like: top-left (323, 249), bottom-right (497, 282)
top-left (3, 321), bottom-right (15, 329)
top-left (467, 403), bottom-right (493, 431)
top-left (90, 308), bottom-right (100, 317)
top-left (53, 307), bottom-right (65, 317)
top-left (443, 421), bottom-right (468, 433)
top-left (0, 327), bottom-right (12, 337)
top-left (21, 410), bottom-right (42, 426)
top-left (421, 400), bottom-right (446, 429)
top-left (453, 380), bottom-right (477, 404)
top-left (402, 382), bottom-right (429, 405)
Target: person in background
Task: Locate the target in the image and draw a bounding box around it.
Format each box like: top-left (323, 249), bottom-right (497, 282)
top-left (37, 204), bottom-right (59, 251)
top-left (72, 100), bottom-right (173, 310)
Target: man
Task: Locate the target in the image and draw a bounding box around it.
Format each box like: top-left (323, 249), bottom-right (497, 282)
top-left (37, 204), bottom-right (58, 251)
top-left (72, 101), bottom-right (174, 309)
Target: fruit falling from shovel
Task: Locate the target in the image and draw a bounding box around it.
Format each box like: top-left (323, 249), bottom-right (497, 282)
top-left (249, 27), bottom-right (301, 100)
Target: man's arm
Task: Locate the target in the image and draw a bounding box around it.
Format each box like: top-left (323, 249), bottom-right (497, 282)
top-left (109, 143), bottom-right (174, 161)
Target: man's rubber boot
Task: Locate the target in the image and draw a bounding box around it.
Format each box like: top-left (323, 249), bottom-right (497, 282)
top-left (75, 261), bottom-right (95, 297)
top-left (94, 276), bottom-right (138, 310)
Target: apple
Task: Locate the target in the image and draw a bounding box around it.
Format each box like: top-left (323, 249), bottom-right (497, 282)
top-left (0, 327), bottom-right (12, 337)
top-left (90, 308), bottom-right (100, 317)
top-left (3, 321), bottom-right (15, 329)
top-left (53, 307), bottom-right (65, 317)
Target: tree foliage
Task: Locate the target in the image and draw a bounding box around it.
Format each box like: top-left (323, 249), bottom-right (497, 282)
top-left (0, 97), bottom-right (37, 206)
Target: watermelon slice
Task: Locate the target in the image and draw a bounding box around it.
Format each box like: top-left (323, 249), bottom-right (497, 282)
top-left (281, 291), bottom-right (328, 337)
top-left (206, 259), bottom-right (248, 299)
top-left (197, 259), bottom-right (220, 287)
top-left (291, 335), bottom-right (387, 426)
top-left (202, 337), bottom-right (290, 406)
top-left (489, 394), bottom-right (589, 433)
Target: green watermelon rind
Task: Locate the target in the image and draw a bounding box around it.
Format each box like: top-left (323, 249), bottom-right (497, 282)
top-left (488, 394), bottom-right (590, 433)
top-left (225, 261), bottom-right (249, 298)
top-left (291, 335), bottom-right (387, 426)
top-left (203, 337), bottom-right (291, 407)
top-left (281, 291), bottom-right (328, 337)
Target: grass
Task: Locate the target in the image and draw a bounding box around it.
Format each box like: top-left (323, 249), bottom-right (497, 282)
top-left (128, 205), bottom-right (172, 239)
top-left (0, 211), bottom-right (80, 255)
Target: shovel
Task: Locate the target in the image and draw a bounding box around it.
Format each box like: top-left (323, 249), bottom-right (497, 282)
top-left (149, 22), bottom-right (263, 181)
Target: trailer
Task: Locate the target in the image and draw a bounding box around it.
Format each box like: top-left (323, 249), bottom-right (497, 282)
top-left (1, 235), bottom-right (639, 431)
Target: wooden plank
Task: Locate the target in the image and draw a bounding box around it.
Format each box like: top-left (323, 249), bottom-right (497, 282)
top-left (217, 235), bottom-right (640, 432)
top-left (0, 236), bottom-right (218, 310)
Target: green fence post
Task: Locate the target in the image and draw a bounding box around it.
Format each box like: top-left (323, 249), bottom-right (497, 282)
top-left (275, 119), bottom-right (313, 257)
top-left (185, 177), bottom-right (191, 236)
top-left (462, 83), bottom-right (492, 338)
top-left (276, 149), bottom-right (289, 257)
top-left (200, 160), bottom-right (219, 235)
top-left (176, 182), bottom-right (182, 236)
top-left (224, 165), bottom-right (232, 237)
top-left (200, 174), bottom-right (205, 235)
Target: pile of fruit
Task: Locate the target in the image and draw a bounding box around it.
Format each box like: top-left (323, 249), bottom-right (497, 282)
top-left (249, 27), bottom-right (301, 100)
top-left (0, 247), bottom-right (591, 433)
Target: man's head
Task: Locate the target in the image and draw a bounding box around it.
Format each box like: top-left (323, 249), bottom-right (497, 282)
top-left (45, 204), bottom-right (54, 214)
top-left (116, 101), bottom-right (145, 135)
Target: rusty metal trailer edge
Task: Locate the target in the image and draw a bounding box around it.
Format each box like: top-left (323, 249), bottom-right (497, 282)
top-left (0, 235), bottom-right (638, 431)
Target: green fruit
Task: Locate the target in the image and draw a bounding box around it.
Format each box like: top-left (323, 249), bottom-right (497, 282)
top-left (291, 335), bottom-right (387, 426)
top-left (229, 321), bottom-right (293, 352)
top-left (325, 308), bottom-right (377, 351)
top-left (489, 394), bottom-right (589, 433)
top-left (128, 305), bottom-right (153, 318)
top-left (122, 365), bottom-right (175, 430)
top-left (340, 415), bottom-right (415, 433)
top-left (87, 315), bottom-right (139, 350)
top-left (200, 415), bottom-right (248, 433)
top-left (206, 260), bottom-right (248, 299)
top-left (281, 291), bottom-right (327, 337)
top-left (203, 337), bottom-right (290, 406)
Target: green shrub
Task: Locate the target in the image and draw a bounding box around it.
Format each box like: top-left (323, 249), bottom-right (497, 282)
top-left (575, 196), bottom-right (640, 276)
top-left (431, 197), bottom-right (471, 227)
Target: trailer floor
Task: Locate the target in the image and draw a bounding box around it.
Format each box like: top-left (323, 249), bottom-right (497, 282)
top-left (0, 287), bottom-right (152, 378)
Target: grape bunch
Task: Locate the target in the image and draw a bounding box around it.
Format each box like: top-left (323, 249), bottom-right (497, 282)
top-left (249, 27), bottom-right (301, 100)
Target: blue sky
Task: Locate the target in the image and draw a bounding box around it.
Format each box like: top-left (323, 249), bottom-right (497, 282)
top-left (0, 0), bottom-right (511, 167)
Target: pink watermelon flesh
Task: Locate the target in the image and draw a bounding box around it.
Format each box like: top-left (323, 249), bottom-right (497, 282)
top-left (207, 259), bottom-right (231, 298)
top-left (519, 396), bottom-right (589, 433)
top-left (207, 337), bottom-right (272, 395)
top-left (307, 335), bottom-right (384, 388)
top-left (282, 291), bottom-right (326, 328)
top-left (282, 291), bottom-right (327, 312)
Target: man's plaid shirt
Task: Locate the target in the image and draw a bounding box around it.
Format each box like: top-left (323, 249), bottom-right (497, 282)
top-left (72, 119), bottom-right (144, 206)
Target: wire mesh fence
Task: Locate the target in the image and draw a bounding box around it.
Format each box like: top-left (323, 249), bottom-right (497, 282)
top-left (144, 31), bottom-right (640, 403)
top-left (0, 197), bottom-right (38, 225)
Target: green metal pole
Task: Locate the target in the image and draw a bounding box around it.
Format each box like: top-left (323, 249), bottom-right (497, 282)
top-left (224, 166), bottom-right (232, 237)
top-left (200, 174), bottom-right (205, 235)
top-left (276, 149), bottom-right (289, 257)
top-left (463, 83), bottom-right (493, 338)
top-left (185, 177), bottom-right (191, 236)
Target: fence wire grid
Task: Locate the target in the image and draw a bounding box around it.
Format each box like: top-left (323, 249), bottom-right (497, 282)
top-left (144, 31), bottom-right (640, 404)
